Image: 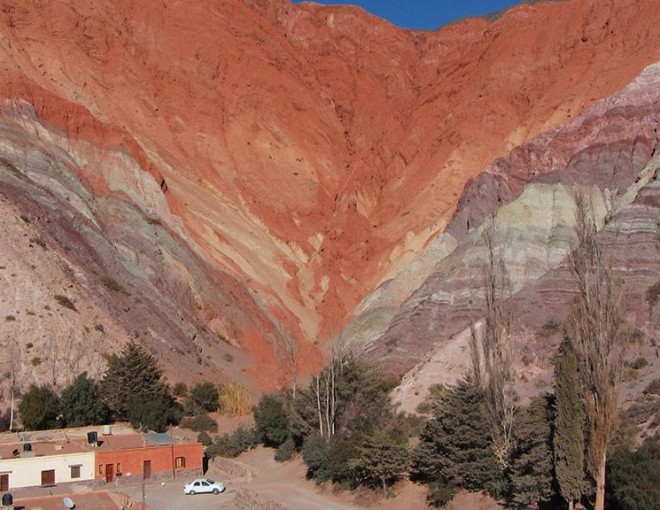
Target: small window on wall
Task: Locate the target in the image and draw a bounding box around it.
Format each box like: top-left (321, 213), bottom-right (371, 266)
top-left (116, 463), bottom-right (122, 475)
top-left (98, 465), bottom-right (104, 475)
top-left (175, 456), bottom-right (186, 468)
top-left (70, 465), bottom-right (81, 479)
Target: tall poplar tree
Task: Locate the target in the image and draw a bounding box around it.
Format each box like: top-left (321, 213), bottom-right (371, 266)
top-left (565, 194), bottom-right (626, 510)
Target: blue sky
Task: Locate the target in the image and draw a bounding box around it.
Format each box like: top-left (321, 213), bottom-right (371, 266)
top-left (291, 1), bottom-right (525, 31)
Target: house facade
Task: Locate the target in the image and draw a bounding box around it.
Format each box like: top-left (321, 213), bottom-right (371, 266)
top-left (95, 441), bottom-right (203, 484)
top-left (0, 443), bottom-right (95, 490)
top-left (0, 429), bottom-right (203, 491)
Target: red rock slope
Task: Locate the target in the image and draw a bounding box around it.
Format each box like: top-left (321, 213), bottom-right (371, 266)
top-left (0, 0), bottom-right (659, 385)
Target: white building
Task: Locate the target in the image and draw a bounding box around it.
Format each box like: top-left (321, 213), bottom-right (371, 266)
top-left (0, 439), bottom-right (95, 490)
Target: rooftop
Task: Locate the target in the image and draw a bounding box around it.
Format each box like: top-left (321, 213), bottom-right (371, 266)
top-left (0, 424), bottom-right (197, 460)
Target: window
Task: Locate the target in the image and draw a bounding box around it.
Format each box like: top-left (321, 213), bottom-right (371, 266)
top-left (70, 465), bottom-right (81, 479)
top-left (98, 465), bottom-right (104, 475)
top-left (175, 456), bottom-right (186, 469)
top-left (116, 463), bottom-right (122, 475)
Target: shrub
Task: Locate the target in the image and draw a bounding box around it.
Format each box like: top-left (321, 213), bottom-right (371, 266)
top-left (302, 435), bottom-right (331, 483)
top-left (206, 426), bottom-right (258, 459)
top-left (645, 281), bottom-right (660, 309)
top-left (29, 237), bottom-right (47, 250)
top-left (181, 414), bottom-right (218, 433)
top-left (173, 382), bottom-right (188, 398)
top-left (54, 294), bottom-right (77, 312)
top-left (190, 382), bottom-right (219, 413)
top-left (197, 431), bottom-right (212, 447)
top-left (101, 277), bottom-right (129, 295)
top-left (254, 394), bottom-right (290, 447)
top-left (427, 480), bottom-right (456, 508)
top-left (606, 437), bottom-right (660, 510)
top-left (275, 437), bottom-right (296, 462)
top-left (127, 396), bottom-right (181, 433)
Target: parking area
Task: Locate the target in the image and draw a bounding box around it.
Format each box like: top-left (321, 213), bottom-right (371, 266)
top-left (116, 480), bottom-right (239, 510)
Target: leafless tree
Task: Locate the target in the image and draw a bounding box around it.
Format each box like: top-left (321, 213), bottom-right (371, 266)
top-left (565, 193), bottom-right (627, 510)
top-left (471, 223), bottom-right (518, 468)
top-left (314, 332), bottom-right (350, 441)
top-left (279, 333), bottom-right (299, 398)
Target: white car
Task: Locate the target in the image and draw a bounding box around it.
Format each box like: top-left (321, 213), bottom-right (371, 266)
top-left (184, 478), bottom-right (226, 495)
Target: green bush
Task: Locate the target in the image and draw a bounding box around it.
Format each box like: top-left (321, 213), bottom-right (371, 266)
top-left (197, 431), bottom-right (212, 447)
top-left (302, 435), bottom-right (331, 483)
top-left (606, 437), bottom-right (660, 510)
top-left (190, 382), bottom-right (219, 412)
top-left (254, 394), bottom-right (290, 447)
top-left (181, 414), bottom-right (218, 433)
top-left (206, 426), bottom-right (258, 459)
top-left (427, 480), bottom-right (456, 508)
top-left (233, 426), bottom-right (258, 451)
top-left (19, 384), bottom-right (60, 430)
top-left (127, 396), bottom-right (181, 433)
top-left (173, 382), bottom-right (188, 398)
top-left (275, 437), bottom-right (296, 462)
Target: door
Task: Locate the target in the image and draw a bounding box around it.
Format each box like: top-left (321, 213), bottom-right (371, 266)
top-left (143, 460), bottom-right (152, 480)
top-left (0, 474), bottom-right (8, 491)
top-left (105, 463), bottom-right (114, 482)
top-left (41, 469), bottom-right (55, 486)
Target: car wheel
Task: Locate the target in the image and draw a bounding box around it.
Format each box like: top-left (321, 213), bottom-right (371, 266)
top-left (213, 488), bottom-right (219, 495)
top-left (189, 490), bottom-right (196, 495)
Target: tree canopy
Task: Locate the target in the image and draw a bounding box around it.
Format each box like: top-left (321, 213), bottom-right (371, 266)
top-left (19, 384), bottom-right (60, 430)
top-left (60, 372), bottom-right (110, 427)
top-left (101, 341), bottom-right (177, 431)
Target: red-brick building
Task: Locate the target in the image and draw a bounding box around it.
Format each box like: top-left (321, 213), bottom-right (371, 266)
top-left (93, 433), bottom-right (203, 484)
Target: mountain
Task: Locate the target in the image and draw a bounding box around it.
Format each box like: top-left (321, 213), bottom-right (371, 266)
top-left (0, 0), bottom-right (658, 394)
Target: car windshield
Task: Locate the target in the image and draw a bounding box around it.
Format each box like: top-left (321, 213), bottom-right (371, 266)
top-left (206, 479), bottom-right (215, 484)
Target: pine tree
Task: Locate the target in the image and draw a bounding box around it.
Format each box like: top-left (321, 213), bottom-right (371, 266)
top-left (60, 372), bottom-right (109, 427)
top-left (510, 395), bottom-right (555, 508)
top-left (101, 341), bottom-right (175, 429)
top-left (413, 377), bottom-right (503, 498)
top-left (350, 430), bottom-right (410, 493)
top-left (553, 341), bottom-right (586, 510)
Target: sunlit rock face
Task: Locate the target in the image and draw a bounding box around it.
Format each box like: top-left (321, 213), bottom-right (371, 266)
top-left (0, 0), bottom-right (658, 391)
top-left (364, 65), bottom-right (660, 409)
